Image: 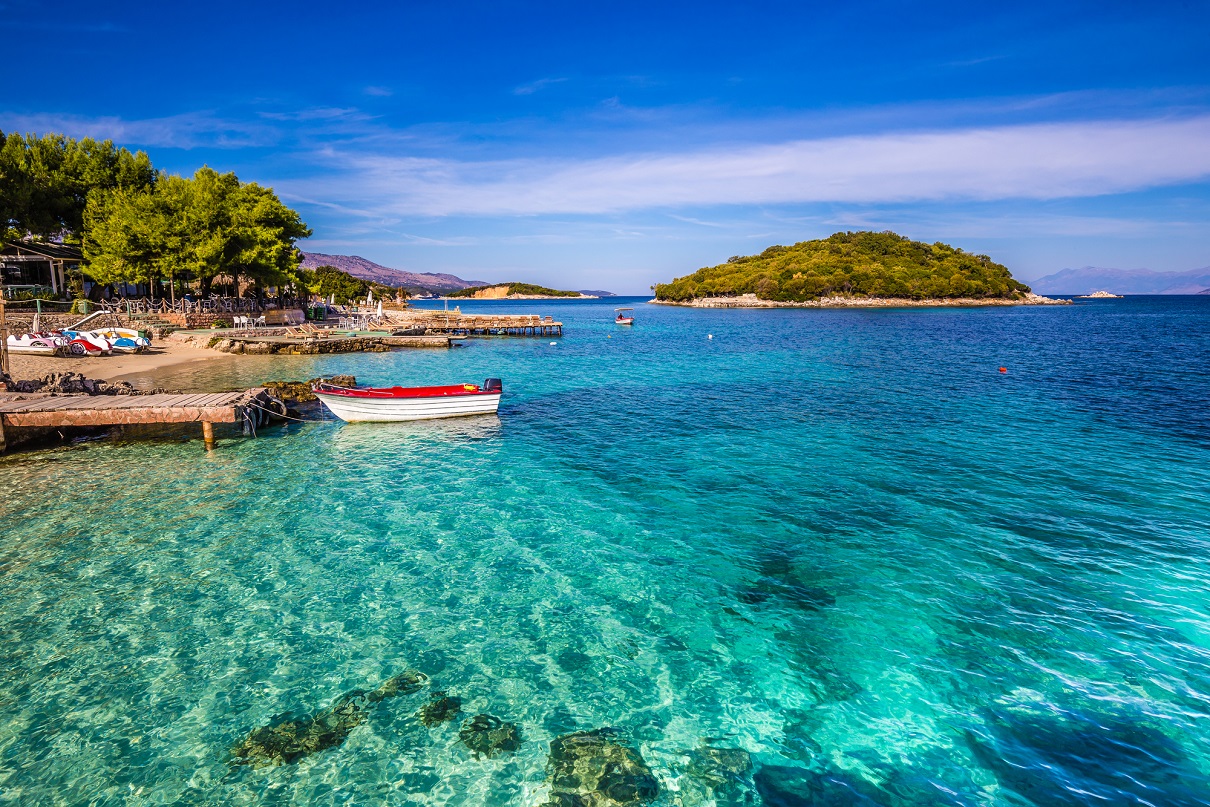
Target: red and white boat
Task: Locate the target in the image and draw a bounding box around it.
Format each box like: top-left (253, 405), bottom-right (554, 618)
top-left (312, 379), bottom-right (503, 422)
top-left (615, 307), bottom-right (634, 325)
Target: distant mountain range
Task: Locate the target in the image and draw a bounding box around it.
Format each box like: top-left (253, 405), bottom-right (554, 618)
top-left (300, 252), bottom-right (488, 293)
top-left (578, 289), bottom-right (617, 297)
top-left (1029, 266), bottom-right (1210, 295)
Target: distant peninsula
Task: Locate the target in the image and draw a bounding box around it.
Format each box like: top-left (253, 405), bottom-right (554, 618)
top-left (300, 251), bottom-right (487, 295)
top-left (446, 283), bottom-right (595, 299)
top-left (652, 231), bottom-right (1068, 307)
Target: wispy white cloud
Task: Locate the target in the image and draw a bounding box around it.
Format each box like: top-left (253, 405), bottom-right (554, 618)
top-left (0, 110), bottom-right (276, 149)
top-left (667, 214), bottom-right (727, 228)
top-left (363, 86), bottom-right (393, 97)
top-left (513, 77), bottom-right (568, 96)
top-left (304, 116), bottom-right (1210, 217)
top-left (259, 107), bottom-right (369, 122)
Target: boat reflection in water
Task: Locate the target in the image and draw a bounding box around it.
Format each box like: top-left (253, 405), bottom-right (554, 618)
top-left (323, 413), bottom-right (504, 449)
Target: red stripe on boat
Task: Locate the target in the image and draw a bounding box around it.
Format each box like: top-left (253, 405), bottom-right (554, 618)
top-left (315, 384), bottom-right (494, 399)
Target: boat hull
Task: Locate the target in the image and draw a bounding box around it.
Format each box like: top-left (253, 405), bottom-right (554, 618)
top-left (315, 391), bottom-right (502, 422)
top-left (6, 343), bottom-right (59, 356)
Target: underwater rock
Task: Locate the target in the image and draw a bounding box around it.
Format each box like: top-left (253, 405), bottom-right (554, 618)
top-left (418, 690), bottom-right (463, 726)
top-left (230, 670), bottom-right (426, 768)
top-left (690, 746), bottom-right (751, 778)
top-left (558, 649), bottom-right (593, 671)
top-left (780, 710), bottom-right (825, 761)
top-left (966, 706), bottom-right (1206, 806)
top-left (683, 745), bottom-right (755, 806)
top-left (739, 577), bottom-right (835, 611)
top-left (754, 764), bottom-right (884, 806)
top-left (807, 662), bottom-right (863, 704)
top-left (370, 668), bottom-right (428, 699)
top-left (460, 713), bottom-right (523, 758)
top-left (543, 728), bottom-right (659, 807)
top-left (231, 691), bottom-right (370, 768)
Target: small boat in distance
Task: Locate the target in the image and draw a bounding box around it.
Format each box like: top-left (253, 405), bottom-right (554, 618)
top-left (615, 307), bottom-right (634, 325)
top-left (313, 379), bottom-right (503, 422)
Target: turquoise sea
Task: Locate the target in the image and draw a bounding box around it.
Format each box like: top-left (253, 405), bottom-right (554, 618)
top-left (2, 295), bottom-right (1209, 805)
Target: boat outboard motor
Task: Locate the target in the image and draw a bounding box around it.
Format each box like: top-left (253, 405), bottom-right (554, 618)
top-left (483, 378), bottom-right (503, 393)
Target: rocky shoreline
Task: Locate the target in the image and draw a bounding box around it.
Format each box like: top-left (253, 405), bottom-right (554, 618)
top-left (649, 292), bottom-right (1071, 308)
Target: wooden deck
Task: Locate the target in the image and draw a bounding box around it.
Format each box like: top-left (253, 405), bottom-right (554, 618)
top-left (401, 313), bottom-right (563, 337)
top-left (0, 388), bottom-right (281, 452)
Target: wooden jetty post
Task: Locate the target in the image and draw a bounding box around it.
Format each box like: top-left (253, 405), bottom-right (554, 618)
top-left (0, 388), bottom-right (283, 453)
top-left (0, 283), bottom-right (10, 379)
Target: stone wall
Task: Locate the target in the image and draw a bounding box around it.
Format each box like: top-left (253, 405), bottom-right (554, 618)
top-left (1, 312), bottom-right (137, 333)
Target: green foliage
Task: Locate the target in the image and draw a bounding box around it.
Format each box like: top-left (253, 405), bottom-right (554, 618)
top-left (297, 265), bottom-right (369, 304)
top-left (446, 282), bottom-right (581, 298)
top-left (0, 130), bottom-right (154, 240)
top-left (82, 166), bottom-right (311, 293)
top-left (652, 231), bottom-right (1032, 302)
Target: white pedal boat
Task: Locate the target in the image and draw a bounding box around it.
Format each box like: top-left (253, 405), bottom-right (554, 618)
top-left (6, 333), bottom-right (70, 356)
top-left (313, 379), bottom-right (503, 422)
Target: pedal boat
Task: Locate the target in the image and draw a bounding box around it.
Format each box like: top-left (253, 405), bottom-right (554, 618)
top-left (313, 379), bottom-right (503, 422)
top-left (6, 333), bottom-right (69, 356)
top-left (93, 328), bottom-right (151, 353)
top-left (59, 330), bottom-right (113, 356)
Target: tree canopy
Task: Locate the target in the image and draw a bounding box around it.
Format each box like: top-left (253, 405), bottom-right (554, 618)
top-left (653, 231), bottom-right (1031, 302)
top-left (82, 167), bottom-right (311, 295)
top-left (0, 131), bottom-right (155, 240)
top-left (3, 131), bottom-right (312, 298)
top-left (295, 265), bottom-right (404, 304)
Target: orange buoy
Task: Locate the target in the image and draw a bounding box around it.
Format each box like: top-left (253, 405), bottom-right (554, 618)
top-left (999, 367), bottom-right (1007, 373)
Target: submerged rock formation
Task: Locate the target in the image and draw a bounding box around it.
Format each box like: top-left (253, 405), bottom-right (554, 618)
top-left (418, 691), bottom-right (463, 726)
top-left (754, 763), bottom-right (882, 806)
top-left (737, 578), bottom-right (836, 611)
top-left (459, 713), bottom-right (523, 758)
top-left (230, 670), bottom-right (427, 767)
top-left (681, 745), bottom-right (755, 806)
top-left (543, 728), bottom-right (659, 807)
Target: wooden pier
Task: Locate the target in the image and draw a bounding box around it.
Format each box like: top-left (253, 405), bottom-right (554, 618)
top-left (0, 388), bottom-right (282, 453)
top-left (401, 313), bottom-right (563, 337)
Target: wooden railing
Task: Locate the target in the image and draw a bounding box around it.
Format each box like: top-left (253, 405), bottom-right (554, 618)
top-left (97, 297), bottom-right (306, 316)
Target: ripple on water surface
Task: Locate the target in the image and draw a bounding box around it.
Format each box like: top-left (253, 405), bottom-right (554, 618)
top-left (1, 296), bottom-right (1209, 805)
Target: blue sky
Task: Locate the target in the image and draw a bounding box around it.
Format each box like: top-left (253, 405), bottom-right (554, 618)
top-left (4, 0), bottom-right (1210, 292)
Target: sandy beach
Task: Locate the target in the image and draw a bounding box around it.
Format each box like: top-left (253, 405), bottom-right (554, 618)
top-left (4, 339), bottom-right (236, 385)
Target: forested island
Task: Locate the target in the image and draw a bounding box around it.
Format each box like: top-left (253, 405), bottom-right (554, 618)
top-left (652, 231), bottom-right (1065, 306)
top-left (446, 283), bottom-right (587, 299)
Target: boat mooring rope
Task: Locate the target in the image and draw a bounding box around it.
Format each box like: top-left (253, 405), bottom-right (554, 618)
top-left (245, 401), bottom-right (331, 424)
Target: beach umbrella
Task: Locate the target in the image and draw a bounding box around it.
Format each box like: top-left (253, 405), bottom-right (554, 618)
top-left (377, 301), bottom-right (383, 318)
top-left (329, 293), bottom-right (335, 305)
top-left (367, 290), bottom-right (373, 305)
top-left (31, 312), bottom-right (40, 333)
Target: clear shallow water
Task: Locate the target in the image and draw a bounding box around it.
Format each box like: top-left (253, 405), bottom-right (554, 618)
top-left (2, 296), bottom-right (1209, 805)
